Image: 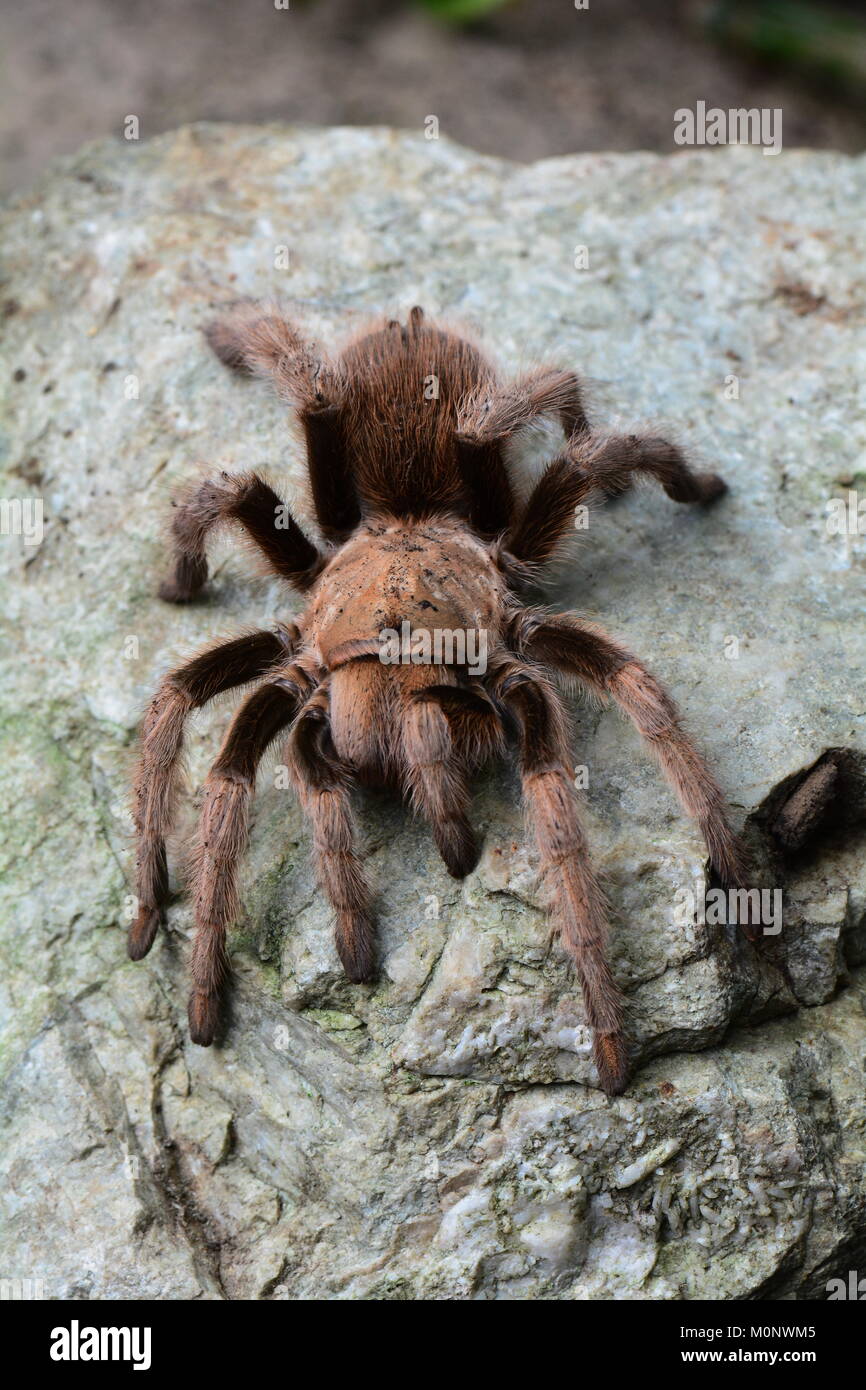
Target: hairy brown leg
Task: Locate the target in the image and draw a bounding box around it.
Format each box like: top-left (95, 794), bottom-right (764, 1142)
top-left (189, 676), bottom-right (304, 1044)
top-left (453, 366), bottom-right (589, 538)
top-left (401, 688), bottom-right (480, 878)
top-left (129, 628), bottom-right (292, 962)
top-left (159, 471), bottom-right (323, 602)
top-left (411, 682), bottom-right (507, 772)
top-left (287, 683), bottom-right (376, 982)
top-left (457, 365), bottom-right (590, 445)
top-left (490, 660), bottom-right (629, 1096)
top-left (205, 303), bottom-right (361, 541)
top-left (301, 403), bottom-right (361, 541)
top-left (572, 432), bottom-right (726, 504)
top-left (454, 438), bottom-right (516, 538)
top-left (504, 454), bottom-right (592, 568)
top-left (505, 432), bottom-right (726, 567)
top-left (450, 366), bottom-right (592, 539)
top-left (206, 302), bottom-right (331, 402)
top-left (510, 611), bottom-right (751, 895)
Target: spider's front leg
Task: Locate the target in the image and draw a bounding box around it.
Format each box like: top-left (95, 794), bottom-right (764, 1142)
top-left (130, 627), bottom-right (293, 961)
top-left (287, 684), bottom-right (376, 982)
top-left (510, 612), bottom-right (753, 901)
top-left (401, 686), bottom-right (479, 879)
top-left (159, 471), bottom-right (324, 603)
top-left (188, 674), bottom-right (306, 1043)
top-left (490, 660), bottom-right (629, 1097)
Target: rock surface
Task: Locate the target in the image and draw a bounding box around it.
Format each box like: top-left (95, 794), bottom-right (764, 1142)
top-left (1, 125), bottom-right (865, 1300)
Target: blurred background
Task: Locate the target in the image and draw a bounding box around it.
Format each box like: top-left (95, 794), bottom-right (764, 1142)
top-left (2, 0), bottom-right (865, 194)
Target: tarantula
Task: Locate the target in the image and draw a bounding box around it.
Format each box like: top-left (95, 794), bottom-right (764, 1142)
top-left (129, 303), bottom-right (751, 1096)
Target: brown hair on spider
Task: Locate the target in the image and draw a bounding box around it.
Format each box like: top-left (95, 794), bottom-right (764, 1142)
top-left (129, 302), bottom-right (752, 1096)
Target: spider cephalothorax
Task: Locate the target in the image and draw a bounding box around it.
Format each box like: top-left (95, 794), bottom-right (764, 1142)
top-left (130, 303), bottom-right (752, 1095)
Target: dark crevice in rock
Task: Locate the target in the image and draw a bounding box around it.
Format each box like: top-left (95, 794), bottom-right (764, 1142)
top-left (149, 1042), bottom-right (228, 1299)
top-left (742, 747), bottom-right (866, 1007)
top-left (754, 747), bottom-right (866, 859)
top-left (51, 1004), bottom-right (213, 1295)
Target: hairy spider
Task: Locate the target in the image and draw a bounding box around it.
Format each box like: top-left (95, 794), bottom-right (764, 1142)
top-left (129, 303), bottom-right (752, 1095)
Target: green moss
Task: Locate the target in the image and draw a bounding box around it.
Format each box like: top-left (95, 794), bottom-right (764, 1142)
top-left (303, 1009), bottom-right (364, 1032)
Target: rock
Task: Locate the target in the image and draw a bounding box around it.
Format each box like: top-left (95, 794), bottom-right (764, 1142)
top-left (1, 124), bottom-right (864, 1300)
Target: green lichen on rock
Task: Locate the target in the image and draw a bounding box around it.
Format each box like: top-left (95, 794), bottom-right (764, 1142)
top-left (0, 124), bottom-right (864, 1299)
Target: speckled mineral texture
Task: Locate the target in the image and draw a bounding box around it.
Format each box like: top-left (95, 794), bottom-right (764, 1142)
top-left (1, 126), bottom-right (865, 1300)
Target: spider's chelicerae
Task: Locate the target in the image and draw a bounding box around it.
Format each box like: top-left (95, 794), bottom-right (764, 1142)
top-left (130, 304), bottom-right (752, 1096)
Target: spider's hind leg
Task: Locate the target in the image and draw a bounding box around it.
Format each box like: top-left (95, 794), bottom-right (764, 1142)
top-left (205, 303), bottom-right (361, 542)
top-left (571, 432), bottom-right (727, 505)
top-left (454, 365), bottom-right (589, 540)
top-left (159, 471), bottom-right (324, 603)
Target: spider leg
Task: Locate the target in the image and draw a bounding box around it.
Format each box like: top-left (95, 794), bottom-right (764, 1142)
top-left (189, 674), bottom-right (305, 1044)
top-left (454, 366), bottom-right (588, 538)
top-left (505, 432), bottom-right (726, 568)
top-left (411, 682), bottom-right (508, 771)
top-left (401, 686), bottom-right (481, 879)
top-left (489, 658), bottom-right (628, 1096)
top-left (454, 438), bottom-right (516, 538)
top-left (287, 683), bottom-right (376, 982)
top-left (504, 453), bottom-right (591, 568)
top-left (205, 303), bottom-right (361, 542)
top-left (457, 365), bottom-right (590, 446)
top-left (509, 611), bottom-right (752, 899)
top-left (159, 471), bottom-right (324, 602)
top-left (130, 628), bottom-right (293, 962)
top-left (570, 432), bottom-right (727, 504)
